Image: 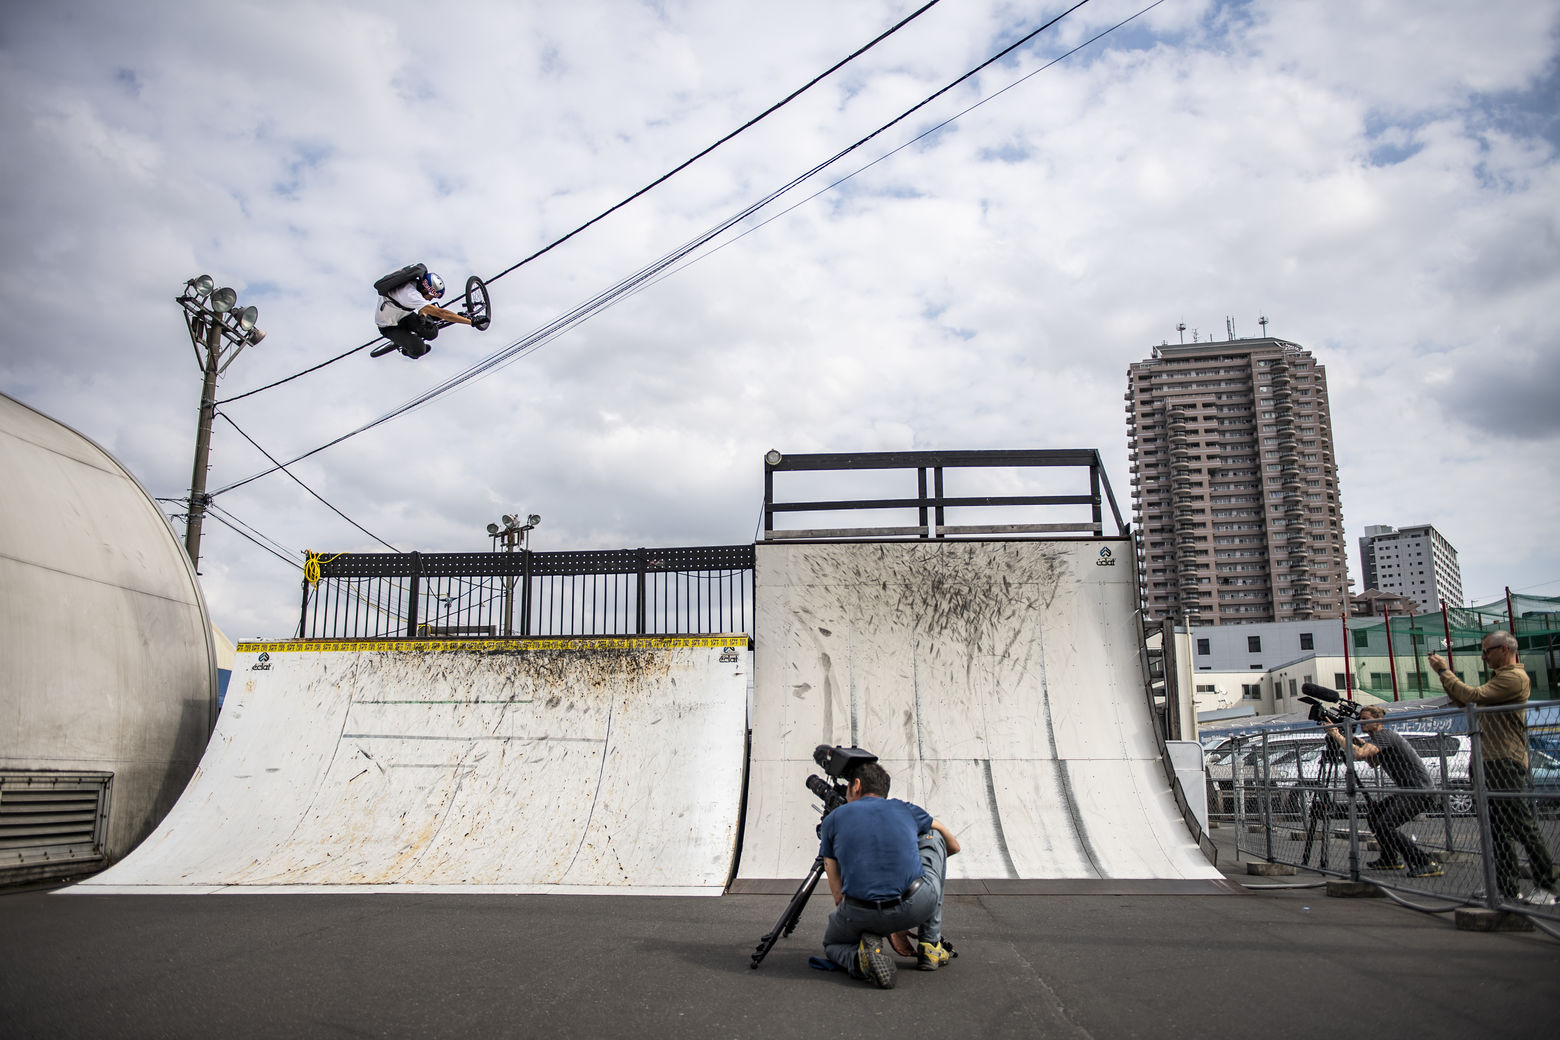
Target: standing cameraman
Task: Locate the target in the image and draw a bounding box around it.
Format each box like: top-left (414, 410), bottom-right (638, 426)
top-left (1430, 631), bottom-right (1558, 905)
top-left (818, 760), bottom-right (960, 989)
top-left (1323, 705), bottom-right (1442, 878)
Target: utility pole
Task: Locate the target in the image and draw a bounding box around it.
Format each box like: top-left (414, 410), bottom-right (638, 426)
top-left (184, 318), bottom-right (222, 566)
top-left (177, 275), bottom-right (266, 571)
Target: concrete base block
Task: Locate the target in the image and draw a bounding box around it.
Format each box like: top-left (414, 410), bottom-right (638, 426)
top-left (1325, 880), bottom-right (1384, 898)
top-left (1247, 861), bottom-right (1297, 877)
top-left (1248, 824), bottom-right (1266, 834)
top-left (1455, 908), bottom-right (1535, 932)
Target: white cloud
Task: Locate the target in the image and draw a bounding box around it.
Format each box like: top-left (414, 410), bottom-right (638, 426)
top-left (3, 0), bottom-right (1558, 639)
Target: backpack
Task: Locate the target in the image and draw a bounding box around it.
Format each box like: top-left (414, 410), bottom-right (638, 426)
top-left (374, 263), bottom-right (427, 296)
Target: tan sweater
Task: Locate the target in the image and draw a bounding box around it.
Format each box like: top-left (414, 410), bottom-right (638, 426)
top-left (1437, 663), bottom-right (1530, 766)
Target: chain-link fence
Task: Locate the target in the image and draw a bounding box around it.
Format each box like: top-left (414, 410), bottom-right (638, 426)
top-left (1209, 701), bottom-right (1560, 929)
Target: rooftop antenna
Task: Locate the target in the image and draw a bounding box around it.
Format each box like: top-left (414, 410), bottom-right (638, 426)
top-left (1226, 316), bottom-right (1236, 340)
top-left (1176, 323), bottom-right (1186, 344)
top-left (1259, 315), bottom-right (1269, 337)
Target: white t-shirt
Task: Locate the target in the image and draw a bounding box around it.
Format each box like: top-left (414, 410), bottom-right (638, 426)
top-left (376, 281), bottom-right (428, 327)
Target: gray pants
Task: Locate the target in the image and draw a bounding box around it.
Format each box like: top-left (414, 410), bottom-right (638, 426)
top-left (823, 830), bottom-right (948, 975)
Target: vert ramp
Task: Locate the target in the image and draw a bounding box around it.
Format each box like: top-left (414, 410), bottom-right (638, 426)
top-left (735, 540), bottom-right (1220, 886)
top-left (76, 637), bottom-right (748, 894)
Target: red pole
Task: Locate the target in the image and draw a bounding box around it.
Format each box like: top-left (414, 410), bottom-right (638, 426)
top-left (1506, 586), bottom-right (1515, 632)
top-left (1441, 599), bottom-right (1454, 672)
top-left (1383, 605), bottom-right (1400, 702)
top-left (1341, 610), bottom-right (1353, 697)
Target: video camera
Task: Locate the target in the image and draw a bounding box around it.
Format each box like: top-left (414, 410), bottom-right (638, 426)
top-left (805, 744), bottom-right (878, 826)
top-left (1298, 682), bottom-right (1365, 726)
top-left (749, 744), bottom-right (881, 969)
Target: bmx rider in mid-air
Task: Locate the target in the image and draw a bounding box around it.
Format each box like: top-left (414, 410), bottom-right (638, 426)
top-left (374, 266), bottom-right (473, 359)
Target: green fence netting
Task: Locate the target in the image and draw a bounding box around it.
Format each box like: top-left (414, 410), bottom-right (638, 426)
top-left (1347, 592), bottom-right (1560, 702)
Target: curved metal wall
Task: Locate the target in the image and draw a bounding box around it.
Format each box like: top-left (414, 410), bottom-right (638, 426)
top-left (0, 392), bottom-right (216, 881)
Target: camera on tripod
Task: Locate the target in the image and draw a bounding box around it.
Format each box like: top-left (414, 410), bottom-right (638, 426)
top-left (749, 744), bottom-right (880, 969)
top-left (1299, 682), bottom-right (1364, 726)
top-left (806, 744), bottom-right (878, 823)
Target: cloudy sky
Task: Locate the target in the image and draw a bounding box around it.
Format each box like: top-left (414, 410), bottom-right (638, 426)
top-left (3, 0), bottom-right (1557, 639)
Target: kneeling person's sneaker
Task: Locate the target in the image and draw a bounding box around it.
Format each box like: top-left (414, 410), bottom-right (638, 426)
top-left (917, 939), bottom-right (952, 971)
top-left (857, 933), bottom-right (896, 989)
top-left (1366, 858), bottom-right (1404, 870)
top-left (1407, 862), bottom-right (1443, 878)
top-left (1520, 888), bottom-right (1557, 907)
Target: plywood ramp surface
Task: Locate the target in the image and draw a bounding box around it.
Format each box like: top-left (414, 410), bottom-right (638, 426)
top-left (78, 640), bottom-right (748, 893)
top-left (737, 541), bottom-right (1218, 882)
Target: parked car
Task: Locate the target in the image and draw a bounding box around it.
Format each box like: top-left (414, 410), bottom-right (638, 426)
top-left (1206, 728), bottom-right (1478, 818)
top-left (1441, 745), bottom-right (1560, 817)
top-left (1205, 734), bottom-right (1329, 816)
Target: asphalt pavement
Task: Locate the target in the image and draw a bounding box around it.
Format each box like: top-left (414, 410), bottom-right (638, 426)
top-left (4, 838), bottom-right (1558, 1040)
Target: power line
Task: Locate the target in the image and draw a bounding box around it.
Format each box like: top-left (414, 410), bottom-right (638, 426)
top-left (215, 411), bottom-right (401, 551)
top-left (482, 0), bottom-right (946, 287)
top-left (203, 507), bottom-right (302, 571)
top-left (210, 1), bottom-right (945, 407)
top-left (207, 501), bottom-right (299, 562)
top-left (644, 0), bottom-right (1170, 289)
top-left (216, 339), bottom-right (377, 406)
top-left (211, 0), bottom-right (1100, 498)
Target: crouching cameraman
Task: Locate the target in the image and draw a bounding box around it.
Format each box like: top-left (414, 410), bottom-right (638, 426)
top-left (1323, 705), bottom-right (1442, 878)
top-left (819, 760), bottom-right (960, 989)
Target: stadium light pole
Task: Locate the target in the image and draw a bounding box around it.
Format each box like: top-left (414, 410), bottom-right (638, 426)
top-left (178, 275), bottom-right (266, 571)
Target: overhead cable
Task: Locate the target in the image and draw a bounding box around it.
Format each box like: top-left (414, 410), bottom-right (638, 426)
top-left (211, 0), bottom-right (1099, 498)
top-left (215, 411), bottom-right (401, 551)
top-left (211, 0), bottom-right (945, 407)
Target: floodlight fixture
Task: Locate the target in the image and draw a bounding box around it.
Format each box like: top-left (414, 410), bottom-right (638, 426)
top-left (246, 327), bottom-right (266, 346)
top-left (765, 449), bottom-right (782, 466)
top-left (486, 522), bottom-right (501, 536)
top-left (188, 274), bottom-right (214, 298)
top-left (233, 305), bottom-right (259, 331)
top-left (209, 286), bottom-right (238, 313)
top-left (526, 514), bottom-right (541, 528)
top-left (502, 514), bottom-right (519, 528)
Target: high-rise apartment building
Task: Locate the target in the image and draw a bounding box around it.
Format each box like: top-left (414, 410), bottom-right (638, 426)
top-left (1359, 524), bottom-right (1463, 611)
top-left (1126, 337), bottom-right (1349, 624)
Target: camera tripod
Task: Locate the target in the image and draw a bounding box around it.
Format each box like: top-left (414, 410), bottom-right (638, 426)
top-left (749, 853), bottom-right (829, 969)
top-left (1300, 738), bottom-right (1377, 868)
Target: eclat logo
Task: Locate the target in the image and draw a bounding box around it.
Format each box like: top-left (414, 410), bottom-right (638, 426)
top-left (1095, 547), bottom-right (1116, 567)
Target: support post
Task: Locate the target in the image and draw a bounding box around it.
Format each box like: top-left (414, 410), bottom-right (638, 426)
top-left (184, 319), bottom-right (222, 569)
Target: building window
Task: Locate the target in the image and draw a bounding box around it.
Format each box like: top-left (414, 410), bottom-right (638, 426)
top-left (1242, 683), bottom-right (1262, 700)
top-left (1248, 635), bottom-right (1262, 653)
top-left (1196, 638), bottom-right (1210, 655)
top-left (1334, 673), bottom-right (1347, 689)
top-left (1353, 630), bottom-right (1369, 648)
top-left (1300, 632), bottom-right (1314, 651)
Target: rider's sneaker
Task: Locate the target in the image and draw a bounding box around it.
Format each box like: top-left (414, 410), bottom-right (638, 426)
top-left (1406, 862), bottom-right (1443, 878)
top-left (917, 939), bottom-right (952, 971)
top-left (857, 933), bottom-right (896, 989)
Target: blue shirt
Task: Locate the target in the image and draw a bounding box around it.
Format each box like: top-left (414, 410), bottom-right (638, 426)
top-left (818, 796), bottom-right (932, 901)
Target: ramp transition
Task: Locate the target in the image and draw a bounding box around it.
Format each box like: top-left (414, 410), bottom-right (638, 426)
top-left (735, 539), bottom-right (1220, 886)
top-left (77, 637), bottom-right (748, 894)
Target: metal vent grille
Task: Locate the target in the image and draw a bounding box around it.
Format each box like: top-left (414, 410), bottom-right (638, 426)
top-left (0, 771), bottom-right (112, 877)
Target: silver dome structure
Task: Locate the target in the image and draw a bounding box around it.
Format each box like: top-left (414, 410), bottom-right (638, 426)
top-left (1, 392), bottom-right (217, 885)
